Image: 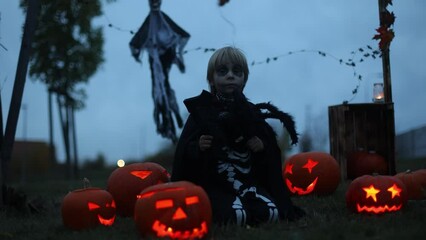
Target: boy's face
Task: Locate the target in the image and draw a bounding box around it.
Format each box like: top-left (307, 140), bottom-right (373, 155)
top-left (212, 62), bottom-right (245, 97)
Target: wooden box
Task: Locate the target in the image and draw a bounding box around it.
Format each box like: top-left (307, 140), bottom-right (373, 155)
top-left (328, 103), bottom-right (396, 180)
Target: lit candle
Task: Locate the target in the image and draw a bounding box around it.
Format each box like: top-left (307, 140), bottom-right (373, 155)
top-left (373, 83), bottom-right (384, 103)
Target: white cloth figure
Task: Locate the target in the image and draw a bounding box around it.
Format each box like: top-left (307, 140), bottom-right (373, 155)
top-left (129, 0), bottom-right (190, 142)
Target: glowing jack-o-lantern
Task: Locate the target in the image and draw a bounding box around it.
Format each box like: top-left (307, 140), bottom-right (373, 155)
top-left (282, 152), bottom-right (341, 195)
top-left (346, 174), bottom-right (408, 214)
top-left (107, 162), bottom-right (170, 216)
top-left (61, 186), bottom-right (116, 230)
top-left (134, 181), bottom-right (212, 239)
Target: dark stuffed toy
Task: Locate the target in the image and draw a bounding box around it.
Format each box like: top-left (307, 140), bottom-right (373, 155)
top-left (213, 91), bottom-right (298, 152)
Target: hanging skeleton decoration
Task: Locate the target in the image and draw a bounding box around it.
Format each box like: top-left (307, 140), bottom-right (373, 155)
top-left (130, 0), bottom-right (190, 142)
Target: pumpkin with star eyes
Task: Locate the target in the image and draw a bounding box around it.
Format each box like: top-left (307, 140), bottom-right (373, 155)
top-left (346, 174), bottom-right (408, 214)
top-left (107, 162), bottom-right (170, 216)
top-left (282, 152), bottom-right (341, 195)
top-left (61, 186), bottom-right (116, 230)
top-left (134, 181), bottom-right (212, 239)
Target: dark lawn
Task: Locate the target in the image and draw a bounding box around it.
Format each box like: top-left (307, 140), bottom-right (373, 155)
top-left (1, 158), bottom-right (425, 240)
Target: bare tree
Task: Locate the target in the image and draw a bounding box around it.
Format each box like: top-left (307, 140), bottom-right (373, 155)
top-left (20, 0), bottom-right (105, 179)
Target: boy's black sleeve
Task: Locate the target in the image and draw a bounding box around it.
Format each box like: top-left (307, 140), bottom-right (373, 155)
top-left (171, 115), bottom-right (203, 183)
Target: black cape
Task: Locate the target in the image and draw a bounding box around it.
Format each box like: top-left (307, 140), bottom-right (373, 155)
top-left (171, 90), bottom-right (302, 221)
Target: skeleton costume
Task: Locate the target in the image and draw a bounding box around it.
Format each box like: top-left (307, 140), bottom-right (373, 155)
top-left (172, 90), bottom-right (301, 226)
top-left (129, 0), bottom-right (190, 142)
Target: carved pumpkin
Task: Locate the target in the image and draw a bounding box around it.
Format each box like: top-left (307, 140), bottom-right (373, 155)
top-left (282, 152), bottom-right (341, 195)
top-left (395, 169), bottom-right (426, 200)
top-left (61, 186), bottom-right (116, 230)
top-left (346, 174), bottom-right (408, 214)
top-left (134, 181), bottom-right (212, 239)
top-left (107, 162), bottom-right (170, 216)
top-left (347, 150), bottom-right (388, 179)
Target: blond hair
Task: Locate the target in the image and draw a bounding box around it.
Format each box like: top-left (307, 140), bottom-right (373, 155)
top-left (206, 46), bottom-right (249, 93)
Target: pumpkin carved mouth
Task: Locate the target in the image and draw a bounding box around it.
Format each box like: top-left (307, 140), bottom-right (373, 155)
top-left (97, 215), bottom-right (115, 226)
top-left (356, 204), bottom-right (402, 214)
top-left (152, 220), bottom-right (208, 239)
top-left (285, 177), bottom-right (318, 195)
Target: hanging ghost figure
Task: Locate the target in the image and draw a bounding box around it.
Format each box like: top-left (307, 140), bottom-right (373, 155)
top-left (130, 0), bottom-right (190, 142)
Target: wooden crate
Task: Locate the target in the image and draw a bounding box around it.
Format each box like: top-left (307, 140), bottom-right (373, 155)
top-left (328, 103), bottom-right (396, 180)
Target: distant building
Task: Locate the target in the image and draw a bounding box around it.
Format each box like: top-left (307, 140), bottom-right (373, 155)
top-left (9, 140), bottom-right (56, 181)
top-left (396, 125), bottom-right (426, 159)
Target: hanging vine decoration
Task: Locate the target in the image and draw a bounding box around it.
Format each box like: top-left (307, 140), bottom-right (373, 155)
top-left (182, 46), bottom-right (381, 102)
top-left (103, 15), bottom-right (382, 102)
top-left (104, 14), bottom-right (135, 34)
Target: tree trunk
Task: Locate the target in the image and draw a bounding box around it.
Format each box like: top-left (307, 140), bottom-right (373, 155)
top-left (48, 89), bottom-right (55, 165)
top-left (0, 91), bottom-right (4, 206)
top-left (0, 0), bottom-right (40, 207)
top-left (71, 106), bottom-right (79, 179)
top-left (57, 95), bottom-right (72, 179)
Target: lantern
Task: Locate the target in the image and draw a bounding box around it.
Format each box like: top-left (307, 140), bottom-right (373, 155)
top-left (346, 174), bottom-right (408, 214)
top-left (61, 180), bottom-right (116, 230)
top-left (282, 152), bottom-right (341, 195)
top-left (107, 162), bottom-right (170, 216)
top-left (134, 181), bottom-right (212, 239)
top-left (372, 83), bottom-right (385, 103)
top-left (395, 169), bottom-right (426, 200)
top-left (347, 150), bottom-right (388, 179)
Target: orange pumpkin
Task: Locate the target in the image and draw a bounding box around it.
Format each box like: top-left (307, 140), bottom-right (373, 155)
top-left (347, 150), bottom-right (388, 179)
top-left (282, 152), bottom-right (340, 195)
top-left (107, 162), bottom-right (170, 216)
top-left (134, 181), bottom-right (212, 239)
top-left (61, 187), bottom-right (116, 230)
top-left (346, 174), bottom-right (408, 214)
top-left (395, 169), bottom-right (426, 200)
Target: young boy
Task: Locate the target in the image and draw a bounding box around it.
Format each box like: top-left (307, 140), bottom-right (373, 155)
top-left (171, 46), bottom-right (304, 226)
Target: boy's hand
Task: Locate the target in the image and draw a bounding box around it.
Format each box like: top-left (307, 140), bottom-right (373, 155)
top-left (199, 135), bottom-right (213, 151)
top-left (247, 136), bottom-right (264, 153)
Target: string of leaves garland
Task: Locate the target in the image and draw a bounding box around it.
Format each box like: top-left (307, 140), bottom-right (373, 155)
top-left (104, 16), bottom-right (381, 103)
top-left (103, 0), bottom-right (395, 104)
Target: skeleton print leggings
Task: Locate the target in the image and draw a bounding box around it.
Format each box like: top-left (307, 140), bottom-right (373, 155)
top-left (207, 186), bottom-right (279, 226)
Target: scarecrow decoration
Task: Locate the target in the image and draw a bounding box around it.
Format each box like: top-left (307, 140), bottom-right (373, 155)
top-left (129, 0), bottom-right (190, 142)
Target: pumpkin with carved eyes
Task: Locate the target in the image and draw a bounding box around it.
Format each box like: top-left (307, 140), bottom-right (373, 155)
top-left (134, 181), bottom-right (212, 239)
top-left (61, 187), bottom-right (116, 230)
top-left (107, 162), bottom-right (170, 216)
top-left (346, 174), bottom-right (408, 214)
top-left (282, 152), bottom-right (341, 195)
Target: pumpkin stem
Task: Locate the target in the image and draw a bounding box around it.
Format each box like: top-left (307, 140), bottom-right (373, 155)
top-left (83, 177), bottom-right (91, 188)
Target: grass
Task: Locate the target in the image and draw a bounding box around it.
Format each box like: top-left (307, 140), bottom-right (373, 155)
top-left (1, 159), bottom-right (426, 240)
